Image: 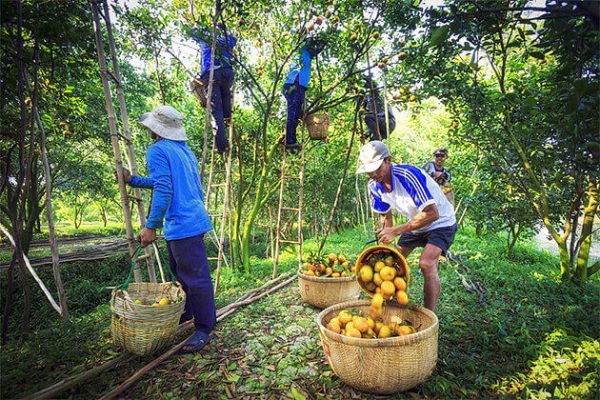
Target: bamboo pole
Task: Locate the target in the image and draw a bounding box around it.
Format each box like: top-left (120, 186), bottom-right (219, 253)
top-left (200, 4), bottom-right (223, 182)
top-left (297, 124), bottom-right (305, 271)
top-left (273, 145), bottom-right (288, 278)
top-left (90, 0), bottom-right (140, 281)
top-left (100, 0), bottom-right (156, 282)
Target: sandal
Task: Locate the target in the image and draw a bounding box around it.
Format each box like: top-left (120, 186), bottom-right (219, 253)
top-left (180, 331), bottom-right (211, 354)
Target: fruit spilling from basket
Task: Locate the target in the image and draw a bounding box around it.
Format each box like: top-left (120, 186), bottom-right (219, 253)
top-left (355, 247), bottom-right (409, 308)
top-left (301, 253), bottom-right (354, 278)
top-left (325, 307), bottom-right (417, 339)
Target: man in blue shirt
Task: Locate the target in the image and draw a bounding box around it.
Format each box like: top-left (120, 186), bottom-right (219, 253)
top-left (122, 105), bottom-right (216, 353)
top-left (192, 25), bottom-right (236, 154)
top-left (356, 141), bottom-right (457, 312)
top-left (282, 39), bottom-right (325, 149)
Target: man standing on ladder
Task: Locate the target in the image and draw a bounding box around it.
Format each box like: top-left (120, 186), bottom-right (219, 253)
top-left (121, 105), bottom-right (216, 354)
top-left (192, 23), bottom-right (236, 155)
top-left (281, 38), bottom-right (326, 150)
top-left (361, 75), bottom-right (396, 141)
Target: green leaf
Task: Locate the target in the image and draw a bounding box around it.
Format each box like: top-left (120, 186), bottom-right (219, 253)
top-left (430, 25), bottom-right (449, 48)
top-left (227, 373), bottom-right (240, 383)
top-left (289, 387), bottom-right (307, 400)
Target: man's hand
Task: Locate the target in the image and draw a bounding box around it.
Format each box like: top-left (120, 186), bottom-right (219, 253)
top-left (138, 227), bottom-right (156, 247)
top-left (114, 168), bottom-right (132, 184)
top-left (377, 226), bottom-right (400, 245)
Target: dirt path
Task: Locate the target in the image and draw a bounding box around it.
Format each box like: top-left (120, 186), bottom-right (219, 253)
top-left (535, 226), bottom-right (600, 260)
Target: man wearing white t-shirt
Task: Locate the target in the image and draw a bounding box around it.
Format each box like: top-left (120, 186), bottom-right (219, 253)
top-left (356, 141), bottom-right (457, 312)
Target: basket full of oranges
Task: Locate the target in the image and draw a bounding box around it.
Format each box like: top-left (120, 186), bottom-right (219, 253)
top-left (354, 245), bottom-right (410, 304)
top-left (298, 253), bottom-right (360, 309)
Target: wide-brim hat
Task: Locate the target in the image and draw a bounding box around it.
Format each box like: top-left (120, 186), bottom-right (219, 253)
top-left (139, 105), bottom-right (188, 141)
top-left (356, 140), bottom-right (390, 174)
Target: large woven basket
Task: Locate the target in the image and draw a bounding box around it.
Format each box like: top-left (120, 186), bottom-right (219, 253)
top-left (111, 245), bottom-right (186, 356)
top-left (304, 113), bottom-right (330, 141)
top-left (355, 245), bottom-right (410, 297)
top-left (316, 299), bottom-right (439, 394)
top-left (189, 77), bottom-right (207, 108)
top-left (297, 271), bottom-right (360, 309)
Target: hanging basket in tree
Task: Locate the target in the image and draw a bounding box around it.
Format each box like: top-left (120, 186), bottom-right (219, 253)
top-left (189, 77), bottom-right (208, 108)
top-left (304, 113), bottom-right (330, 141)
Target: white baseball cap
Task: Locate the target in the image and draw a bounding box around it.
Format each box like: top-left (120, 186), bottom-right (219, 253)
top-left (356, 141), bottom-right (390, 174)
top-left (139, 105), bottom-right (188, 141)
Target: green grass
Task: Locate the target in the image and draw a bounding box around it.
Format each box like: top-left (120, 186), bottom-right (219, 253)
top-left (1, 225), bottom-right (598, 399)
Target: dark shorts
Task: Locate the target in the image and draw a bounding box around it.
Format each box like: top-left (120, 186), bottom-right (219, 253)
top-left (397, 224), bottom-right (458, 255)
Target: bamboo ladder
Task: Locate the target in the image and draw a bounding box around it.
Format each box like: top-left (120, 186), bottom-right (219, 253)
top-left (90, 0), bottom-right (156, 282)
top-left (273, 126), bottom-right (306, 278)
top-left (194, 10), bottom-right (232, 292)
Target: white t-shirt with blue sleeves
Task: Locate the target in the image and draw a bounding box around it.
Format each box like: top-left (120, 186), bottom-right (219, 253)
top-left (369, 165), bottom-right (456, 233)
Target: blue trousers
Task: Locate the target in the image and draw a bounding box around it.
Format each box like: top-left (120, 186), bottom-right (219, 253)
top-left (283, 82), bottom-right (306, 145)
top-left (202, 67), bottom-right (234, 153)
top-left (167, 234), bottom-right (216, 335)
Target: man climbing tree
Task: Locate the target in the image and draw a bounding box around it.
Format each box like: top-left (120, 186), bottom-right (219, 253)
top-left (192, 23), bottom-right (236, 154)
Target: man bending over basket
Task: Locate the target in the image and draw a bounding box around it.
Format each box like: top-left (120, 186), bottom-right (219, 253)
top-left (120, 105), bottom-right (216, 354)
top-left (356, 141), bottom-right (457, 312)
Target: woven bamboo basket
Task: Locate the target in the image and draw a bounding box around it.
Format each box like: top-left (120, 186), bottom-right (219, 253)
top-left (189, 77), bottom-right (207, 108)
top-left (316, 299), bottom-right (438, 394)
top-left (304, 113), bottom-right (330, 141)
top-left (355, 245), bottom-right (410, 297)
top-left (111, 245), bottom-right (186, 356)
top-left (297, 271), bottom-right (360, 309)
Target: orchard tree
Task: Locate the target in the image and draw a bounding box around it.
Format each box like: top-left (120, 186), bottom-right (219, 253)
top-left (384, 0), bottom-right (599, 282)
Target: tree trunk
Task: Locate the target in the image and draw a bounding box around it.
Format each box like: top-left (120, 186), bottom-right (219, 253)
top-left (1, 255), bottom-right (17, 344)
top-left (574, 181), bottom-right (599, 282)
top-left (241, 141), bottom-right (278, 272)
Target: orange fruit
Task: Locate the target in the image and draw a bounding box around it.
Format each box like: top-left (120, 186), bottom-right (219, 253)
top-left (369, 305), bottom-right (382, 319)
top-left (305, 270), bottom-right (315, 276)
top-left (327, 321), bottom-right (341, 334)
top-left (380, 266), bottom-right (397, 281)
top-left (366, 317), bottom-right (375, 329)
top-left (359, 266), bottom-right (374, 282)
top-left (373, 272), bottom-right (383, 287)
top-left (374, 261), bottom-right (385, 272)
top-left (374, 322), bottom-right (384, 334)
top-left (384, 256), bottom-right (395, 266)
top-left (371, 293), bottom-right (384, 308)
top-left (338, 255), bottom-right (347, 263)
top-left (396, 290), bottom-right (409, 305)
top-left (393, 277), bottom-right (407, 291)
top-left (338, 311), bottom-right (353, 324)
top-left (346, 327), bottom-right (362, 338)
top-left (378, 325), bottom-right (392, 338)
top-left (353, 317), bottom-right (369, 333)
top-left (325, 267), bottom-right (333, 275)
top-left (331, 272), bottom-right (340, 277)
top-left (328, 253), bottom-right (337, 263)
top-left (365, 282), bottom-right (377, 292)
top-left (381, 281), bottom-right (396, 298)
top-left (397, 325), bottom-right (415, 336)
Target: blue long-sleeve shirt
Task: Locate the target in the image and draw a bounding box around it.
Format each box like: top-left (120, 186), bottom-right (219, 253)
top-left (284, 47), bottom-right (312, 89)
top-left (129, 140), bottom-right (212, 241)
top-left (192, 27), bottom-right (236, 76)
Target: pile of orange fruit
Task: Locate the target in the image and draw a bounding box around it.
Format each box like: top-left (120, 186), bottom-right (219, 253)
top-left (355, 253), bottom-right (409, 307)
top-left (301, 253), bottom-right (353, 278)
top-left (326, 307), bottom-right (417, 339)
